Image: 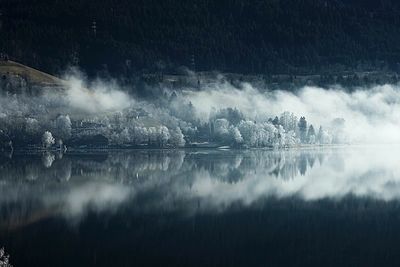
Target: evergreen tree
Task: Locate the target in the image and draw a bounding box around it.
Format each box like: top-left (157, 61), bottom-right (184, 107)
top-left (308, 124), bottom-right (316, 144)
top-left (317, 126), bottom-right (323, 143)
top-left (272, 116), bottom-right (279, 126)
top-left (298, 117), bottom-right (308, 143)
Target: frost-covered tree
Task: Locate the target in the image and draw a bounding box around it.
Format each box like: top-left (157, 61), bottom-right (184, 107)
top-left (279, 111), bottom-right (298, 132)
top-left (317, 126), bottom-right (333, 144)
top-left (158, 126), bottom-right (170, 147)
top-left (230, 126), bottom-right (243, 145)
top-left (0, 247), bottom-right (12, 267)
top-left (212, 108), bottom-right (245, 126)
top-left (280, 112), bottom-right (290, 131)
top-left (148, 127), bottom-right (158, 145)
top-left (119, 128), bottom-right (131, 144)
top-left (42, 131), bottom-right (55, 148)
top-left (145, 126), bottom-right (170, 147)
top-left (274, 125), bottom-right (286, 148)
top-left (25, 118), bottom-right (40, 136)
top-left (133, 126), bottom-right (149, 145)
top-left (214, 118), bottom-right (230, 140)
top-left (109, 132), bottom-right (121, 145)
top-left (237, 120), bottom-right (278, 147)
top-left (170, 127), bottom-right (185, 147)
top-left (284, 130), bottom-right (298, 147)
top-left (237, 120), bottom-right (258, 147)
top-left (55, 115), bottom-right (72, 140)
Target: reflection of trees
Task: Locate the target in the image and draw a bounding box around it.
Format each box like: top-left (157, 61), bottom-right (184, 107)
top-left (72, 150), bottom-right (186, 183)
top-left (0, 154), bottom-right (72, 182)
top-left (0, 149), bottom-right (328, 184)
top-left (42, 152), bottom-right (55, 168)
top-left (0, 149), bottom-right (332, 229)
top-left (52, 158), bottom-right (72, 181)
top-left (298, 154), bottom-right (307, 176)
top-left (193, 150), bottom-right (327, 182)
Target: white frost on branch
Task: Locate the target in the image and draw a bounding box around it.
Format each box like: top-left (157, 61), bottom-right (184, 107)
top-left (42, 131), bottom-right (55, 149)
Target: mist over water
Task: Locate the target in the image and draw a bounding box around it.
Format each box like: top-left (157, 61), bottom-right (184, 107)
top-left (2, 147), bottom-right (400, 266)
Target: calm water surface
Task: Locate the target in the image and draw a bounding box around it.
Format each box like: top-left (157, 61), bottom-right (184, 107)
top-left (1, 147), bottom-right (400, 266)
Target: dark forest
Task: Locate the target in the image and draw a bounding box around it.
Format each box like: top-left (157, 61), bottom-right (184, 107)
top-left (2, 0), bottom-right (400, 77)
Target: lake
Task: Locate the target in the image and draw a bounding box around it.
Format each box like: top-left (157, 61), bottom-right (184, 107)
top-left (1, 146), bottom-right (400, 266)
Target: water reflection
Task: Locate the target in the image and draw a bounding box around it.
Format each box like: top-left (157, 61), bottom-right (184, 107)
top-left (0, 147), bottom-right (399, 228)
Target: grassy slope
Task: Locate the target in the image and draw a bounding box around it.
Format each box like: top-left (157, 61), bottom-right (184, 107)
top-left (0, 60), bottom-right (65, 86)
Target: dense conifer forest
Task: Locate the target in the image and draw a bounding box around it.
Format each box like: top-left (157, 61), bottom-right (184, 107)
top-left (2, 0), bottom-right (400, 77)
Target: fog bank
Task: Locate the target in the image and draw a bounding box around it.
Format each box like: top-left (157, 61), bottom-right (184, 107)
top-left (2, 71), bottom-right (400, 146)
top-left (185, 82), bottom-right (400, 144)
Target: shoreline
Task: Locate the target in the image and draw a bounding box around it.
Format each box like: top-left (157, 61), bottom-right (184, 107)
top-left (4, 143), bottom-right (353, 155)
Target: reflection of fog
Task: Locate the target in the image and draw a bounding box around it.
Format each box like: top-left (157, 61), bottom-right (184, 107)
top-left (2, 147), bottom-right (400, 227)
top-left (59, 182), bottom-right (130, 219)
top-left (25, 163), bottom-right (40, 181)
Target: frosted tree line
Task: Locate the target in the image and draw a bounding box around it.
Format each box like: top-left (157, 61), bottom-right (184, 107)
top-left (0, 89), bottom-right (344, 150)
top-left (211, 110), bottom-right (336, 148)
top-left (0, 107), bottom-right (340, 149)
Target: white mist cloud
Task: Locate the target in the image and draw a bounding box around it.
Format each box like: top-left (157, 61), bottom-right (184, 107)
top-left (64, 75), bottom-right (132, 114)
top-left (3, 67), bottom-right (400, 145)
top-left (185, 82), bottom-right (400, 144)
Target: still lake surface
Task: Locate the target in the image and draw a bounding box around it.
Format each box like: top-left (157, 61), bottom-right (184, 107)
top-left (1, 146), bottom-right (400, 266)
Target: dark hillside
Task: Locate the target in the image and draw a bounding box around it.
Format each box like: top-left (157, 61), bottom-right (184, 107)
top-left (2, 0), bottom-right (400, 76)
